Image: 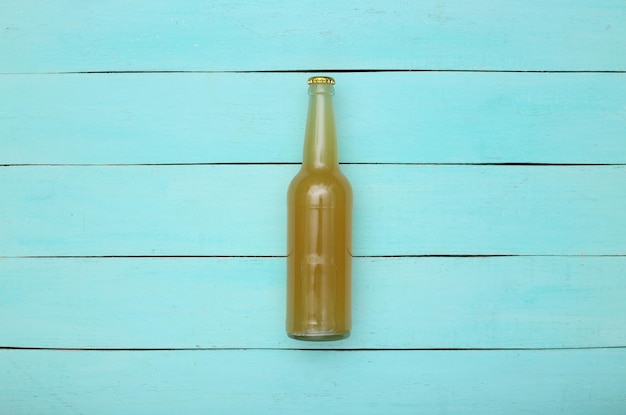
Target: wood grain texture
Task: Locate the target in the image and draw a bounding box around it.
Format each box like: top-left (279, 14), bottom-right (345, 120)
top-left (1, 165), bottom-right (624, 256)
top-left (3, 0), bottom-right (626, 412)
top-left (2, 72), bottom-right (626, 165)
top-left (2, 0), bottom-right (626, 73)
top-left (1, 257), bottom-right (625, 349)
top-left (2, 348), bottom-right (626, 414)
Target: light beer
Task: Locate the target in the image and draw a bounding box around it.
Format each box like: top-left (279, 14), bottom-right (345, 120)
top-left (287, 76), bottom-right (352, 341)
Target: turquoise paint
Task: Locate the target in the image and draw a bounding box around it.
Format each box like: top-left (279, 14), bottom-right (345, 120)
top-left (2, 72), bottom-right (626, 164)
top-left (2, 0), bottom-right (626, 412)
top-left (1, 257), bottom-right (625, 349)
top-left (2, 349), bottom-right (625, 414)
top-left (1, 165), bottom-right (624, 256)
top-left (1, 1), bottom-right (626, 72)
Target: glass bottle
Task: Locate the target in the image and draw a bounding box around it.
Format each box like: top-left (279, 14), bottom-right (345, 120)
top-left (286, 76), bottom-right (353, 341)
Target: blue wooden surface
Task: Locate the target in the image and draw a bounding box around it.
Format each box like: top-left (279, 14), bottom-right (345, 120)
top-left (2, 0), bottom-right (626, 413)
top-left (2, 0), bottom-right (626, 72)
top-left (2, 72), bottom-right (626, 164)
top-left (1, 257), bottom-right (625, 349)
top-left (2, 349), bottom-right (626, 414)
top-left (1, 165), bottom-right (625, 256)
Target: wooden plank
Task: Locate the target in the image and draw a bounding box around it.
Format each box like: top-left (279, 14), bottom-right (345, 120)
top-left (1, 165), bottom-right (625, 256)
top-left (2, 72), bottom-right (626, 165)
top-left (1, 257), bottom-right (625, 349)
top-left (1, 348), bottom-right (625, 414)
top-left (2, 1), bottom-right (626, 73)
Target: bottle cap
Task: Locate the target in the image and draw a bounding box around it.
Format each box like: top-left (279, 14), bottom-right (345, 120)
top-left (307, 76), bottom-right (335, 85)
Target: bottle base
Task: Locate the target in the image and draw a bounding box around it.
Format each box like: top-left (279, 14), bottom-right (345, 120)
top-left (287, 331), bottom-right (350, 342)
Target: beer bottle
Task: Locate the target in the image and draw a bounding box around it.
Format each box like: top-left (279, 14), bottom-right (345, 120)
top-left (286, 76), bottom-right (353, 341)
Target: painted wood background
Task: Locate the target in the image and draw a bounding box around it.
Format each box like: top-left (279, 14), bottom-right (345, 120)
top-left (1, 1), bottom-right (625, 413)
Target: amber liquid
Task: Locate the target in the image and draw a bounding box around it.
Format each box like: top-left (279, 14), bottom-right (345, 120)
top-left (286, 81), bottom-right (352, 341)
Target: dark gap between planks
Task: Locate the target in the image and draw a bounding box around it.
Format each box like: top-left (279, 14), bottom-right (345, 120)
top-left (2, 346), bottom-right (625, 352)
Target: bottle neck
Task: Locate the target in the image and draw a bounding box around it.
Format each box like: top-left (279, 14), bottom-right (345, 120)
top-left (302, 83), bottom-right (338, 171)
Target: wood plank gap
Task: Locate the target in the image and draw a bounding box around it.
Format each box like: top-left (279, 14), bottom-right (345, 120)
top-left (3, 69), bottom-right (626, 75)
top-left (0, 255), bottom-right (285, 259)
top-left (1, 163), bottom-right (623, 167)
top-left (2, 346), bottom-right (625, 352)
top-left (3, 254), bottom-right (625, 259)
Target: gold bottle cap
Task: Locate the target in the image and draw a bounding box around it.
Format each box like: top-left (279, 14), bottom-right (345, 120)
top-left (307, 76), bottom-right (335, 85)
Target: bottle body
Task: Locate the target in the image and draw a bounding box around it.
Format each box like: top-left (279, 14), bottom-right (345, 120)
top-left (286, 77), bottom-right (352, 341)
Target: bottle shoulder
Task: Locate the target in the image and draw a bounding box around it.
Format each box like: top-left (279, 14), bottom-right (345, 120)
top-left (289, 168), bottom-right (351, 188)
top-left (288, 168), bottom-right (352, 200)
